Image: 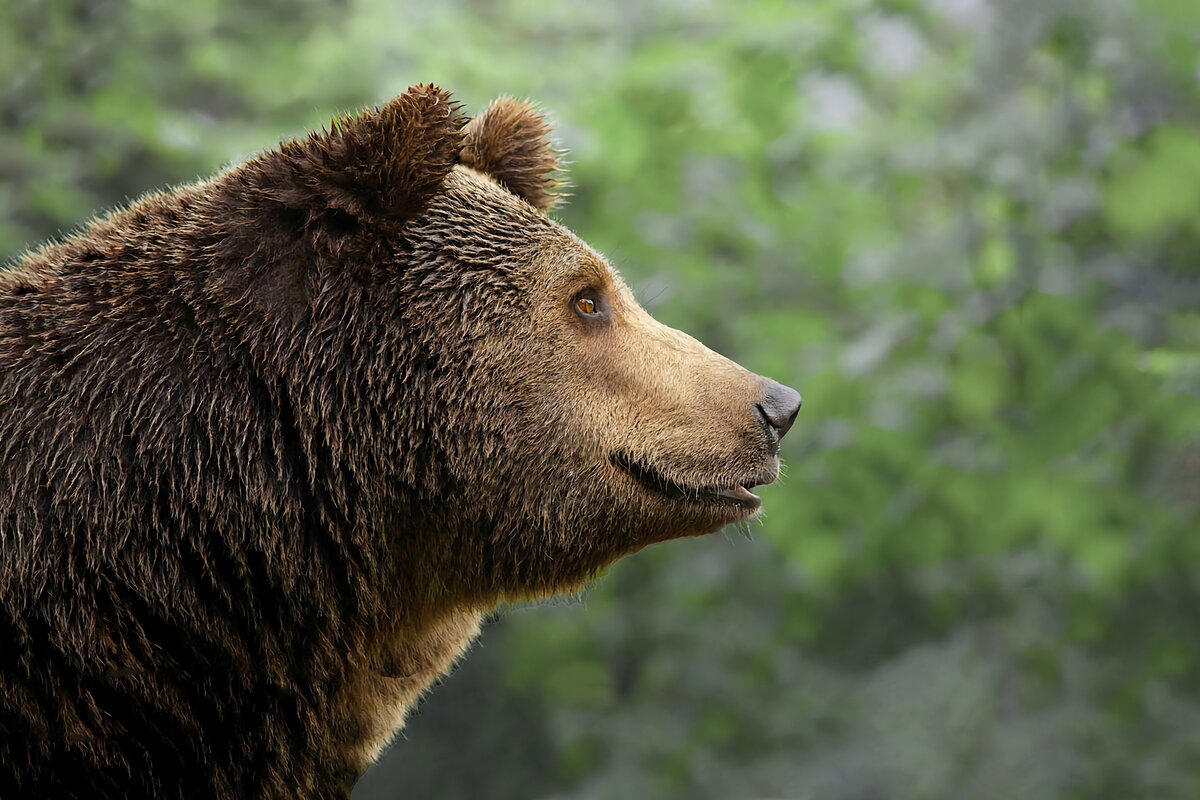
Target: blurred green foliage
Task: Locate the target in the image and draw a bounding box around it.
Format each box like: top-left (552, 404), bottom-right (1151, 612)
top-left (3, 0), bottom-right (1200, 797)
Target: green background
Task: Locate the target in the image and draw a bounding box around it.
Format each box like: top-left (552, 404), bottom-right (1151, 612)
top-left (3, 0), bottom-right (1199, 797)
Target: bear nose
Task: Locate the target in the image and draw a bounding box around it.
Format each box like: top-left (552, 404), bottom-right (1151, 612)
top-left (756, 380), bottom-right (802, 440)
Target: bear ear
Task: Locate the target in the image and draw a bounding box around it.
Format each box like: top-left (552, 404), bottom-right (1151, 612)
top-left (257, 84), bottom-right (467, 229)
top-left (459, 97), bottom-right (564, 212)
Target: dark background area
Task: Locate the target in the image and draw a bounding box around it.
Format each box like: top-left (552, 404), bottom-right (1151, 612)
top-left (3, 0), bottom-right (1199, 797)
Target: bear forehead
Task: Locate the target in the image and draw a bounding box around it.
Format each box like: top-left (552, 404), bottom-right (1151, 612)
top-left (432, 165), bottom-right (560, 239)
top-left (415, 165), bottom-right (613, 286)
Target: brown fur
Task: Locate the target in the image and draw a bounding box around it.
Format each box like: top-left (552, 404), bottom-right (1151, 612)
top-left (460, 96), bottom-right (562, 210)
top-left (0, 85), bottom-right (799, 798)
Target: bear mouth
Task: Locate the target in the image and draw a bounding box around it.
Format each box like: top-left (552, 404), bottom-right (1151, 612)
top-left (611, 451), bottom-right (764, 512)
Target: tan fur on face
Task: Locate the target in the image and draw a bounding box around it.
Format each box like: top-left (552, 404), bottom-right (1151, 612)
top-left (585, 288), bottom-right (775, 520)
top-left (517, 233), bottom-right (779, 544)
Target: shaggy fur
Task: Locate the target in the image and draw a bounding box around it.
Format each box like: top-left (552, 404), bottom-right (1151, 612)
top-left (0, 84), bottom-right (800, 799)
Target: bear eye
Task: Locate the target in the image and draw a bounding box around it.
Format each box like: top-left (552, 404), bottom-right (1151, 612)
top-left (572, 288), bottom-right (609, 323)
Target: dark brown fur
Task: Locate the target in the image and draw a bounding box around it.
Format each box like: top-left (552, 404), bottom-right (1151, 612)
top-left (0, 85), bottom-right (798, 798)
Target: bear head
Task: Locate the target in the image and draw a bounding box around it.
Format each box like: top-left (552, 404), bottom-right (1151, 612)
top-left (221, 84), bottom-right (801, 611)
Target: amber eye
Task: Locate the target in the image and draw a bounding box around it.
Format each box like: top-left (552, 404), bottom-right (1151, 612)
top-left (575, 295), bottom-right (598, 315)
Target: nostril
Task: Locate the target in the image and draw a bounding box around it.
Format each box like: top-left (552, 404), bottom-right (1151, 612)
top-left (758, 380), bottom-right (802, 440)
top-left (755, 402), bottom-right (772, 431)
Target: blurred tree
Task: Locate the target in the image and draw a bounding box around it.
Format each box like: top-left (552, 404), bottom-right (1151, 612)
top-left (3, 0), bottom-right (1198, 798)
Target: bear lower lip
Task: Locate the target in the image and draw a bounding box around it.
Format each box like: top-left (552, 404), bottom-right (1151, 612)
top-left (611, 452), bottom-right (764, 511)
top-left (717, 485), bottom-right (759, 505)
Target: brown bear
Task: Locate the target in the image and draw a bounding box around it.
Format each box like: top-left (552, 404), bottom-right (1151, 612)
top-left (0, 85), bottom-right (801, 799)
